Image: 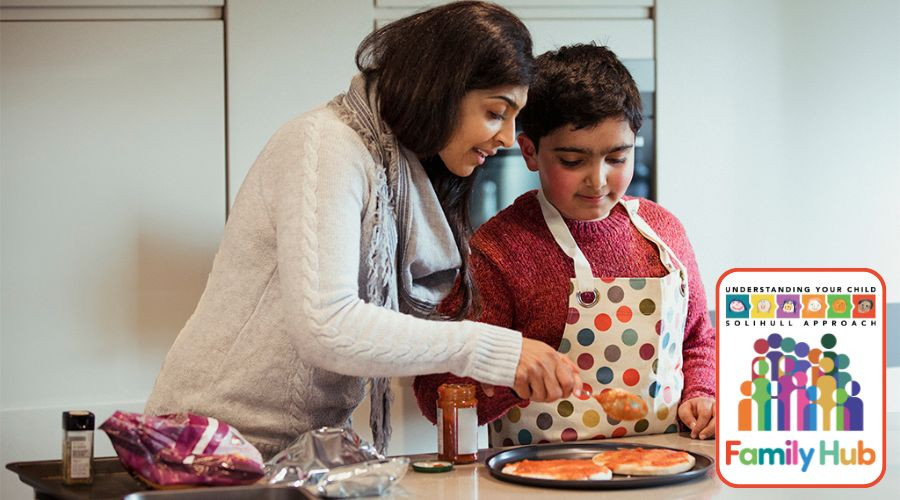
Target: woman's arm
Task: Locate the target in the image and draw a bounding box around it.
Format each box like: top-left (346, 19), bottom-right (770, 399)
top-left (259, 112), bottom-right (523, 387)
top-left (414, 249), bottom-right (522, 425)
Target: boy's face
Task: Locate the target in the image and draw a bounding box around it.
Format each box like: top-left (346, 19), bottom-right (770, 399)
top-left (519, 117), bottom-right (635, 221)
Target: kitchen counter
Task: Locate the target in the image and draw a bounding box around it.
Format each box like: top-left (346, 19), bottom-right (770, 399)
top-left (388, 415), bottom-right (899, 499)
top-left (8, 415), bottom-right (898, 499)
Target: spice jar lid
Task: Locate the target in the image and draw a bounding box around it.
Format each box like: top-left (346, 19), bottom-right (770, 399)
top-left (62, 411), bottom-right (95, 430)
top-left (411, 460), bottom-right (454, 473)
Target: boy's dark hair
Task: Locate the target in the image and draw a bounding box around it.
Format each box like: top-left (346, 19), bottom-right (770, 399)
top-left (355, 1), bottom-right (533, 320)
top-left (520, 43), bottom-right (642, 148)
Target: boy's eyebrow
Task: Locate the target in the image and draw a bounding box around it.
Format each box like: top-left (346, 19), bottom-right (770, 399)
top-left (552, 143), bottom-right (634, 155)
top-left (490, 95), bottom-right (521, 110)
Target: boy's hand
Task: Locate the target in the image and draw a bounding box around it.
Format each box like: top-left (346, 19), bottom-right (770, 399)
top-left (678, 396), bottom-right (716, 439)
top-left (514, 338), bottom-right (584, 402)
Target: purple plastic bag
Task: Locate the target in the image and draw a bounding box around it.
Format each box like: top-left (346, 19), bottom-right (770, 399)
top-left (100, 411), bottom-right (264, 488)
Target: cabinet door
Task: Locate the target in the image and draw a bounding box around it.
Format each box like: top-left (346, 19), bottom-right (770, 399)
top-left (0, 20), bottom-right (224, 410)
top-left (526, 18), bottom-right (653, 59)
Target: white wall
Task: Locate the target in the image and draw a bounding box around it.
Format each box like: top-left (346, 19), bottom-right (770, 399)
top-left (656, 0), bottom-right (900, 303)
top-left (225, 0), bottom-right (375, 206)
top-left (0, 17), bottom-right (225, 500)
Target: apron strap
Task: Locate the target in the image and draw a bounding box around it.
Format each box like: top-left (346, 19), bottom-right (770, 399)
top-left (537, 189), bottom-right (595, 293)
top-left (536, 191), bottom-right (689, 297)
top-left (620, 198), bottom-right (689, 296)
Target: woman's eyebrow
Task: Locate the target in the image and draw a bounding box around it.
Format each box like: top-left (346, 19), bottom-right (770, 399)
top-left (490, 95), bottom-right (520, 110)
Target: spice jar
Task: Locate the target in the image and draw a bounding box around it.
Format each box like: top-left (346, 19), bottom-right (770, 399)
top-left (436, 383), bottom-right (477, 464)
top-left (62, 410), bottom-right (94, 485)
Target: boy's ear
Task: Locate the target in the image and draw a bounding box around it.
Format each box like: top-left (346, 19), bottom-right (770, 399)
top-left (517, 133), bottom-right (540, 172)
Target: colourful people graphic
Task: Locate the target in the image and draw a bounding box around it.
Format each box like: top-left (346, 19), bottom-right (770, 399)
top-left (726, 294), bottom-right (750, 318)
top-left (751, 294), bottom-right (776, 319)
top-left (777, 294), bottom-right (801, 318)
top-left (737, 333), bottom-right (862, 431)
top-left (853, 294), bottom-right (876, 319)
top-left (802, 295), bottom-right (827, 318)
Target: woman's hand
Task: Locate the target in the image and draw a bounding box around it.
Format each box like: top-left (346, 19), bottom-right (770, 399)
top-left (512, 338), bottom-right (583, 402)
top-left (678, 396), bottom-right (716, 439)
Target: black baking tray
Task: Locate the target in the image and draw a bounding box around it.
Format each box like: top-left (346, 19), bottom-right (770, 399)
top-left (6, 457), bottom-right (149, 499)
top-left (5, 458), bottom-right (315, 499)
top-left (485, 441), bottom-right (713, 490)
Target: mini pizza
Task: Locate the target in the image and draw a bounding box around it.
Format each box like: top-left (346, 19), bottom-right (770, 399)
top-left (591, 447), bottom-right (696, 476)
top-left (501, 459), bottom-right (612, 480)
top-left (594, 388), bottom-right (648, 421)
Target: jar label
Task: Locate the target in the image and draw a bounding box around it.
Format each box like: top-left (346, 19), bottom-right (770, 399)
top-left (436, 408), bottom-right (443, 454)
top-left (68, 430), bottom-right (92, 479)
top-left (457, 407), bottom-right (477, 455)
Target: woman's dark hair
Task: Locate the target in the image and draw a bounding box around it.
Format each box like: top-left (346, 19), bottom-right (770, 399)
top-left (520, 43), bottom-right (642, 148)
top-left (356, 1), bottom-right (533, 320)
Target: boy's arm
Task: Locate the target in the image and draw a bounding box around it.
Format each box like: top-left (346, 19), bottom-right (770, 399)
top-left (413, 247), bottom-right (522, 425)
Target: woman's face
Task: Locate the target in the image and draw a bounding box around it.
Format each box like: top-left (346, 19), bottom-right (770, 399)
top-left (438, 85), bottom-right (528, 177)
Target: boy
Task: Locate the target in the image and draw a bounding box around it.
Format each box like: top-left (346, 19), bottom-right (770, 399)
top-left (415, 44), bottom-right (716, 443)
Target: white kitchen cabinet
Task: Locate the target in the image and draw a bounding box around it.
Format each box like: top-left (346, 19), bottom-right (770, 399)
top-left (225, 0), bottom-right (374, 206)
top-left (0, 13), bottom-right (225, 500)
top-left (374, 0), bottom-right (652, 7)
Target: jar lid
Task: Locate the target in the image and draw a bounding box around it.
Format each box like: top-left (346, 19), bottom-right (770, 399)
top-left (62, 410), bottom-right (95, 430)
top-left (411, 460), bottom-right (454, 473)
top-left (438, 383), bottom-right (476, 399)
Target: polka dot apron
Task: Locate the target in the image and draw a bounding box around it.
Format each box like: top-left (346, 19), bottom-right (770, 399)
top-left (490, 191), bottom-right (689, 446)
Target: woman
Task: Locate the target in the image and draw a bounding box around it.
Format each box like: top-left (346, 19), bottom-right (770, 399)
top-left (146, 1), bottom-right (581, 458)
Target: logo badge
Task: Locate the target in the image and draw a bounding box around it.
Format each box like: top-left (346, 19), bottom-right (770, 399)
top-left (717, 269), bottom-right (885, 487)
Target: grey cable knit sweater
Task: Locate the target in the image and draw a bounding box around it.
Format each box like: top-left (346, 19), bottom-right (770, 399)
top-left (145, 105), bottom-right (523, 459)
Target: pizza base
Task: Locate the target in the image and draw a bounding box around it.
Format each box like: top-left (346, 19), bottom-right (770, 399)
top-left (591, 448), bottom-right (696, 476)
top-left (501, 459), bottom-right (612, 480)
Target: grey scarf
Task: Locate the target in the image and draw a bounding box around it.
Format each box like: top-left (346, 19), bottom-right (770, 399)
top-left (328, 75), bottom-right (461, 453)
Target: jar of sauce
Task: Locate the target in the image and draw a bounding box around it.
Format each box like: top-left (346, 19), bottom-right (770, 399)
top-left (437, 383), bottom-right (478, 464)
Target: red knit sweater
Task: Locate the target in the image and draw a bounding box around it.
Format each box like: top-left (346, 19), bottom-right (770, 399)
top-left (413, 191), bottom-right (716, 425)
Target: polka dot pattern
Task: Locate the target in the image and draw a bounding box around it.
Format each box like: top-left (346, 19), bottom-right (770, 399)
top-left (577, 328), bottom-right (594, 346)
top-left (583, 410), bottom-right (600, 427)
top-left (656, 406), bottom-right (669, 420)
top-left (594, 313), bottom-right (612, 331)
top-left (577, 353), bottom-right (594, 370)
top-left (639, 298), bottom-right (656, 315)
top-left (596, 367), bottom-right (614, 384)
top-left (604, 345), bottom-right (621, 362)
top-left (557, 400), bottom-right (574, 418)
top-left (623, 369), bottom-right (640, 386)
top-left (536, 413), bottom-right (553, 430)
top-left (490, 271), bottom-right (686, 445)
top-left (518, 429), bottom-right (533, 445)
top-left (634, 419), bottom-right (649, 433)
